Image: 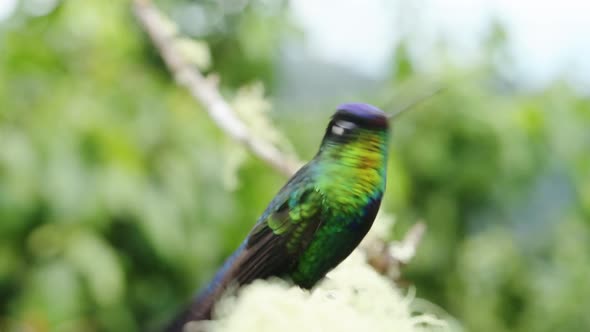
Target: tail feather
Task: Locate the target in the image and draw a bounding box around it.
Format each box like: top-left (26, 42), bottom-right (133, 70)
top-left (163, 242), bottom-right (248, 332)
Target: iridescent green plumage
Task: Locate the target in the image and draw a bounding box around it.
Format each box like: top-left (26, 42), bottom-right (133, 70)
top-left (290, 122), bottom-right (388, 287)
top-left (166, 103), bottom-right (389, 332)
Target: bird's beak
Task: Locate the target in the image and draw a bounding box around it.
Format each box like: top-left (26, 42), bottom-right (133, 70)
top-left (385, 86), bottom-right (445, 121)
top-left (386, 108), bottom-right (408, 120)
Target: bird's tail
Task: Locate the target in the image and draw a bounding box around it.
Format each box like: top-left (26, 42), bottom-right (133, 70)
top-left (162, 241), bottom-right (248, 332)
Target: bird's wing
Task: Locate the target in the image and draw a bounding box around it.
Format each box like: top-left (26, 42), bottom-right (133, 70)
top-left (165, 177), bottom-right (324, 327)
top-left (231, 182), bottom-right (324, 285)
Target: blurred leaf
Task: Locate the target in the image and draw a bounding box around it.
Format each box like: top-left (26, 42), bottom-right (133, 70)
top-left (66, 230), bottom-right (125, 306)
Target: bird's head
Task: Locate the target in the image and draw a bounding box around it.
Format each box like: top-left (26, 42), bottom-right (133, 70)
top-left (323, 103), bottom-right (389, 143)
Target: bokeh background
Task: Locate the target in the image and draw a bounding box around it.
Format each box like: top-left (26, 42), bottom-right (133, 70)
top-left (1, 0), bottom-right (589, 331)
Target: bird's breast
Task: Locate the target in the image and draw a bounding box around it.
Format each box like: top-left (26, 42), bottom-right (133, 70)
top-left (319, 166), bottom-right (384, 215)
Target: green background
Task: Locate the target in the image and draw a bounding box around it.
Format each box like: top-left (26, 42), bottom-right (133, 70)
top-left (1, 1), bottom-right (589, 331)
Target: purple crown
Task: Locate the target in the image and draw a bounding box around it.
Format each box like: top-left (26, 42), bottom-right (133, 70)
top-left (335, 103), bottom-right (387, 127)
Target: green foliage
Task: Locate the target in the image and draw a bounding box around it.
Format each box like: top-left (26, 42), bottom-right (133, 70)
top-left (0, 1), bottom-right (287, 330)
top-left (1, 1), bottom-right (589, 332)
top-left (391, 83), bottom-right (590, 332)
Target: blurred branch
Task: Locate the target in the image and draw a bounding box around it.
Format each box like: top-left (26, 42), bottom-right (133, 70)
top-left (132, 0), bottom-right (424, 278)
top-left (132, 0), bottom-right (300, 177)
top-left (365, 222), bottom-right (426, 280)
top-left (391, 221), bottom-right (427, 264)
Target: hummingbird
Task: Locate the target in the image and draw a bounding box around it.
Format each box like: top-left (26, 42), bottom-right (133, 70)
top-left (165, 103), bottom-right (390, 332)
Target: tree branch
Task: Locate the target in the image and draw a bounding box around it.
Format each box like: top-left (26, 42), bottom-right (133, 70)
top-left (364, 222), bottom-right (427, 280)
top-left (132, 0), bottom-right (300, 177)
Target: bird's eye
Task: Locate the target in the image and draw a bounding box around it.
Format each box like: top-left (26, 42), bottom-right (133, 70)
top-left (331, 120), bottom-right (356, 136)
